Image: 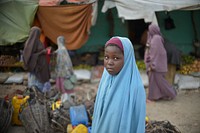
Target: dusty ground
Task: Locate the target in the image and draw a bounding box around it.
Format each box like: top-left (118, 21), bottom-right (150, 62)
top-left (1, 83), bottom-right (200, 133)
top-left (146, 89), bottom-right (200, 133)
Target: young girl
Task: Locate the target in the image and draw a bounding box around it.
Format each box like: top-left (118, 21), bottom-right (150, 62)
top-left (55, 36), bottom-right (77, 103)
top-left (92, 37), bottom-right (146, 133)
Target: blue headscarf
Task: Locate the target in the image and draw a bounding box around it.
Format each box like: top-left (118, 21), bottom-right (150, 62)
top-left (92, 37), bottom-right (146, 133)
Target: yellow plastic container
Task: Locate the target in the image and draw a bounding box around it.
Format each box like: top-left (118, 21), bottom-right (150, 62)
top-left (67, 124), bottom-right (73, 133)
top-left (71, 124), bottom-right (88, 133)
top-left (11, 95), bottom-right (29, 125)
top-left (145, 116), bottom-right (149, 122)
top-left (52, 100), bottom-right (61, 110)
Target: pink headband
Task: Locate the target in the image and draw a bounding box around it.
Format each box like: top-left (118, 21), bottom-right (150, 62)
top-left (105, 37), bottom-right (123, 51)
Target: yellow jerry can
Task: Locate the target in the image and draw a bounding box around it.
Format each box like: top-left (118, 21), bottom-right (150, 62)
top-left (11, 95), bottom-right (29, 125)
top-left (51, 100), bottom-right (61, 110)
top-left (67, 124), bottom-right (73, 133)
top-left (71, 124), bottom-right (88, 133)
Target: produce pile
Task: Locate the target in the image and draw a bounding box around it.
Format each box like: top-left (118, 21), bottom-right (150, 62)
top-left (136, 60), bottom-right (146, 71)
top-left (179, 55), bottom-right (200, 75)
top-left (0, 55), bottom-right (18, 66)
top-left (73, 61), bottom-right (147, 72)
top-left (73, 64), bottom-right (93, 70)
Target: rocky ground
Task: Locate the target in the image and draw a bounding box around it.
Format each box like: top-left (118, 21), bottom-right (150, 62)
top-left (1, 82), bottom-right (200, 133)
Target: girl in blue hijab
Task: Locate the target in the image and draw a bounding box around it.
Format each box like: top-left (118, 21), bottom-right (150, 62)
top-left (92, 37), bottom-right (146, 133)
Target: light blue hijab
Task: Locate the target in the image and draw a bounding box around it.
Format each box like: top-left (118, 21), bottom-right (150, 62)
top-left (92, 37), bottom-right (146, 133)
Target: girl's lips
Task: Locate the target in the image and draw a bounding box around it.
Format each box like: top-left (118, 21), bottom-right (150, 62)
top-left (107, 68), bottom-right (114, 72)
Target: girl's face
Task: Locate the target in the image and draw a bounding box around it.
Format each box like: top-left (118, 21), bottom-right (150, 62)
top-left (104, 45), bottom-right (124, 75)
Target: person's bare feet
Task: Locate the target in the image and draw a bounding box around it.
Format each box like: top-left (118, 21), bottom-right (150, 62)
top-left (146, 99), bottom-right (153, 103)
top-left (163, 97), bottom-right (173, 101)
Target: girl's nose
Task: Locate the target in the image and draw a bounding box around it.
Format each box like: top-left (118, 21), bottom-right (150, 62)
top-left (108, 59), bottom-right (114, 65)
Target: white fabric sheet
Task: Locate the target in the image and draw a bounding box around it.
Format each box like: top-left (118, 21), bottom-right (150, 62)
top-left (102, 0), bottom-right (200, 22)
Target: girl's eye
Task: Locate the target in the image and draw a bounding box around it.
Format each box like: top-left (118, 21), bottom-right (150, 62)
top-left (104, 56), bottom-right (108, 60)
top-left (114, 57), bottom-right (118, 60)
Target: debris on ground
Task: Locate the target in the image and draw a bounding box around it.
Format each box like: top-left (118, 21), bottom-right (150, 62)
top-left (145, 120), bottom-right (181, 133)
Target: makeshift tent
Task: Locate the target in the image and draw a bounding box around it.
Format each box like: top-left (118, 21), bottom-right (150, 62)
top-left (39, 0), bottom-right (61, 6)
top-left (38, 0), bottom-right (95, 6)
top-left (37, 3), bottom-right (93, 50)
top-left (102, 0), bottom-right (200, 23)
top-left (0, 0), bottom-right (97, 50)
top-left (0, 0), bottom-right (38, 46)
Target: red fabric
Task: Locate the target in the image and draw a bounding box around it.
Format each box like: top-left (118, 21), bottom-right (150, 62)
top-left (106, 37), bottom-right (124, 51)
top-left (37, 4), bottom-right (92, 50)
top-left (39, 0), bottom-right (61, 6)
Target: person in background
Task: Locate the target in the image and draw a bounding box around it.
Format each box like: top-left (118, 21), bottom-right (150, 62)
top-left (92, 37), bottom-right (146, 133)
top-left (163, 38), bottom-right (181, 86)
top-left (23, 26), bottom-right (51, 93)
top-left (144, 23), bottom-right (177, 101)
top-left (55, 36), bottom-right (77, 103)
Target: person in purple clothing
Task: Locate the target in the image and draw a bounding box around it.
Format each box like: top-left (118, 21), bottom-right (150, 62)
top-left (144, 23), bottom-right (177, 101)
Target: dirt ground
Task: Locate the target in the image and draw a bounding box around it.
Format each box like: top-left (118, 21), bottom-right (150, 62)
top-left (146, 89), bottom-right (200, 133)
top-left (1, 83), bottom-right (200, 133)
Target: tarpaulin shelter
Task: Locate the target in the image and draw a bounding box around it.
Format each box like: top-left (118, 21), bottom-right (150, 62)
top-left (75, 0), bottom-right (199, 54)
top-left (102, 0), bottom-right (200, 23)
top-left (36, 4), bottom-right (93, 50)
top-left (0, 0), bottom-right (199, 51)
top-left (101, 0), bottom-right (200, 51)
top-left (0, 0), bottom-right (97, 50)
top-left (0, 0), bottom-right (38, 46)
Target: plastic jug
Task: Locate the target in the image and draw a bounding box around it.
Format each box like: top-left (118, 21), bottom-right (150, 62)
top-left (11, 95), bottom-right (29, 125)
top-left (71, 124), bottom-right (88, 133)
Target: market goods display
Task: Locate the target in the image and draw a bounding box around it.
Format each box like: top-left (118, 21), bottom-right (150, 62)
top-left (14, 61), bottom-right (24, 66)
top-left (180, 55), bottom-right (200, 75)
top-left (74, 64), bottom-right (92, 70)
top-left (0, 55), bottom-right (18, 66)
top-left (181, 55), bottom-right (195, 65)
top-left (0, 55), bottom-right (24, 72)
top-left (136, 60), bottom-right (146, 70)
top-left (18, 86), bottom-right (95, 133)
